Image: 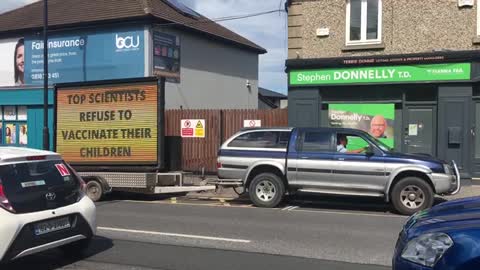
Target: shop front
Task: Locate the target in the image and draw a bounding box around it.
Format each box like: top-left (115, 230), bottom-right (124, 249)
top-left (0, 88), bottom-right (54, 149)
top-left (287, 51), bottom-right (480, 179)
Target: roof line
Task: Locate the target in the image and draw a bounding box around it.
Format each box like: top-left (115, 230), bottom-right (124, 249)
top-left (0, 0), bottom-right (41, 16)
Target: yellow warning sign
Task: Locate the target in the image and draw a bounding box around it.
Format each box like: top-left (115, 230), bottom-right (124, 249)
top-left (194, 120), bottom-right (205, 138)
top-left (181, 119), bottom-right (205, 138)
top-left (195, 128), bottom-right (205, 137)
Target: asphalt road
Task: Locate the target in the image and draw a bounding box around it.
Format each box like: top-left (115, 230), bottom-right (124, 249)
top-left (6, 196), bottom-right (407, 270)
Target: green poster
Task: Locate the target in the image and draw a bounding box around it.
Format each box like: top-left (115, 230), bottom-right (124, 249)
top-left (290, 63), bottom-right (471, 86)
top-left (329, 104), bottom-right (394, 148)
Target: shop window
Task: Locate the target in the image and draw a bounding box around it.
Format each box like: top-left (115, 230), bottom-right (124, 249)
top-left (346, 0), bottom-right (382, 45)
top-left (475, 103), bottom-right (480, 158)
top-left (478, 0), bottom-right (480, 36)
top-left (0, 106), bottom-right (28, 147)
top-left (405, 87), bottom-right (437, 102)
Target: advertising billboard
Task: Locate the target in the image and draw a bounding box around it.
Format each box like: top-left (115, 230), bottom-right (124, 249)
top-left (0, 26), bottom-right (146, 87)
top-left (329, 104), bottom-right (395, 148)
top-left (56, 81), bottom-right (158, 165)
top-left (152, 28), bottom-right (180, 82)
top-left (0, 38), bottom-right (25, 86)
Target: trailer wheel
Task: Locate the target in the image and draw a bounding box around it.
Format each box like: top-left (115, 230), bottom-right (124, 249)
top-left (86, 180), bottom-right (103, 202)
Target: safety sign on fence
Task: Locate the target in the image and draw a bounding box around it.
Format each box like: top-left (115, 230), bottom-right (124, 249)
top-left (243, 120), bottom-right (261, 128)
top-left (181, 119), bottom-right (205, 138)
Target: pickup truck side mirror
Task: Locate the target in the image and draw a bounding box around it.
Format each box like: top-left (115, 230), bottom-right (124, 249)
top-left (365, 145), bottom-right (375, 156)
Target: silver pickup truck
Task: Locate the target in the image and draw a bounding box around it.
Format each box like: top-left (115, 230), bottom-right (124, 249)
top-left (217, 127), bottom-right (460, 215)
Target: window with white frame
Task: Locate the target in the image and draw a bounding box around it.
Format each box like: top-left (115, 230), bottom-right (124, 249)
top-left (477, 0), bottom-right (480, 36)
top-left (346, 0), bottom-right (382, 45)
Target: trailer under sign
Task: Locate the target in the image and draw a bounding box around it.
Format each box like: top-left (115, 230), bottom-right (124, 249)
top-left (55, 81), bottom-right (159, 165)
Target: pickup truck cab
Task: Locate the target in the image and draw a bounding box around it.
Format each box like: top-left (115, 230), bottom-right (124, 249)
top-left (217, 127), bottom-right (460, 215)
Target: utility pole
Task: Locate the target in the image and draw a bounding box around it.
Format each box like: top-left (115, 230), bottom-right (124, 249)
top-left (43, 0), bottom-right (49, 150)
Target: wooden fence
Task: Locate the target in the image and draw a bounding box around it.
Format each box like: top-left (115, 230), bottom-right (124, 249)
top-left (165, 109), bottom-right (288, 173)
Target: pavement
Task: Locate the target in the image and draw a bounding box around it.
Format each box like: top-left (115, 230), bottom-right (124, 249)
top-left (4, 182), bottom-right (480, 270)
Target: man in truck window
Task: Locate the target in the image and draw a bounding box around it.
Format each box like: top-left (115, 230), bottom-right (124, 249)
top-left (336, 134), bottom-right (367, 154)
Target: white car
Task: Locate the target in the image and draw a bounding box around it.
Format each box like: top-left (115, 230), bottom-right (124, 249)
top-left (0, 147), bottom-right (96, 264)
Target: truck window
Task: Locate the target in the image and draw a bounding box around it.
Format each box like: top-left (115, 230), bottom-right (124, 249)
top-left (228, 131), bottom-right (290, 149)
top-left (336, 133), bottom-right (370, 154)
top-left (301, 131), bottom-right (332, 152)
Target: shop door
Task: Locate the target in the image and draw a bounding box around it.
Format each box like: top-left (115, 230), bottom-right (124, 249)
top-left (438, 96), bottom-right (471, 177)
top-left (472, 102), bottom-right (480, 177)
top-left (403, 106), bottom-right (435, 156)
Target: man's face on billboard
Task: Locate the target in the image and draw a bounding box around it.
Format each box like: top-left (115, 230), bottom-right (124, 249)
top-left (370, 115), bottom-right (387, 138)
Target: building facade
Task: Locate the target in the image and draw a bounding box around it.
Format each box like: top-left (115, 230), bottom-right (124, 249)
top-left (286, 0), bottom-right (480, 178)
top-left (258, 87), bottom-right (288, 109)
top-left (0, 0), bottom-right (265, 150)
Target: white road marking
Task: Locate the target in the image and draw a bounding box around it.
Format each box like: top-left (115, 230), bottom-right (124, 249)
top-left (109, 200), bottom-right (405, 218)
top-left (292, 208), bottom-right (407, 218)
top-left (98, 226), bottom-right (252, 243)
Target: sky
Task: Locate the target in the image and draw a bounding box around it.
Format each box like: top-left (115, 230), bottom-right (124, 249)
top-left (0, 0), bottom-right (288, 94)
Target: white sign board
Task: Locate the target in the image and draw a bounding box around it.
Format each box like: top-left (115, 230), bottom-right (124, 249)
top-left (181, 119), bottom-right (205, 138)
top-left (408, 124), bottom-right (418, 136)
top-left (244, 120), bottom-right (262, 128)
top-left (316, 28), bottom-right (330, 37)
top-left (3, 106), bottom-right (16, 120)
top-left (458, 0), bottom-right (474, 7)
top-left (17, 106), bottom-right (27, 120)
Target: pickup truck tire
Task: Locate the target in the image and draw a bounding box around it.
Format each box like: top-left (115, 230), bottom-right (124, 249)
top-left (249, 173), bottom-right (285, 208)
top-left (391, 177), bottom-right (434, 215)
top-left (86, 180), bottom-right (103, 202)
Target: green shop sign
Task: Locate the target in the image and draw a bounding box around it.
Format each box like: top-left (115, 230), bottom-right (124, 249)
top-left (290, 63), bottom-right (471, 86)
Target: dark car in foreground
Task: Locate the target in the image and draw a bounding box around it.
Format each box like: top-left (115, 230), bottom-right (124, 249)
top-left (393, 196), bottom-right (480, 269)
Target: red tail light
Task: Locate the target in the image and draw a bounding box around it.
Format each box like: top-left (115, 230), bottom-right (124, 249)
top-left (0, 181), bottom-right (15, 213)
top-left (26, 155), bottom-right (47, 161)
top-left (217, 162), bottom-right (222, 169)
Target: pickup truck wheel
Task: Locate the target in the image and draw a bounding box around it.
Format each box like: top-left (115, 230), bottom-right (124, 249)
top-left (391, 177), bottom-right (434, 215)
top-left (86, 180), bottom-right (103, 202)
top-left (249, 173), bottom-right (285, 208)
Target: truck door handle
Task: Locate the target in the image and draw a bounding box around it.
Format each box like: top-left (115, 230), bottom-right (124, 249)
top-left (300, 156), bottom-right (309, 159)
top-left (337, 158), bottom-right (345, 161)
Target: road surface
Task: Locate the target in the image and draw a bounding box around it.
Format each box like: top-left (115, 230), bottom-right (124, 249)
top-left (7, 195), bottom-right (407, 270)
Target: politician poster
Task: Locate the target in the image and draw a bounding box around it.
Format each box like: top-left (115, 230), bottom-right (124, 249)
top-left (329, 104), bottom-right (394, 148)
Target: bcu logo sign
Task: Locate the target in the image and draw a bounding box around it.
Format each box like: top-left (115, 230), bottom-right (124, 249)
top-left (24, 27), bottom-right (145, 85)
top-left (115, 34), bottom-right (141, 52)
